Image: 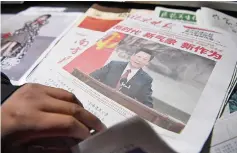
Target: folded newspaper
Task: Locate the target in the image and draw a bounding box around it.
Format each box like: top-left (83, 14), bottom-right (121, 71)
top-left (26, 6), bottom-right (237, 152)
top-left (195, 7), bottom-right (237, 153)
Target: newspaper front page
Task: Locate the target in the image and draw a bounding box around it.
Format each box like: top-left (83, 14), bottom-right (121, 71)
top-left (27, 13), bottom-right (237, 153)
top-left (154, 6), bottom-right (237, 152)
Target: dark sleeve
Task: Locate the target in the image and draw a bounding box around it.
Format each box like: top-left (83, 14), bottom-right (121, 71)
top-left (136, 78), bottom-right (153, 108)
top-left (89, 61), bottom-right (112, 82)
top-left (1, 73), bottom-right (20, 105)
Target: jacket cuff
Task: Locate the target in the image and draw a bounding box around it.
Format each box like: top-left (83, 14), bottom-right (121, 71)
top-left (1, 84), bottom-right (21, 105)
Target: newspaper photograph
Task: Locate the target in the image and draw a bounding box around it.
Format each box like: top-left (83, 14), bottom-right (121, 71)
top-left (26, 13), bottom-right (237, 153)
top-left (63, 31), bottom-right (216, 128)
top-left (1, 10), bottom-right (82, 84)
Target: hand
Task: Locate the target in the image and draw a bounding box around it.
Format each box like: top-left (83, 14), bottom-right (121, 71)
top-left (1, 83), bottom-right (106, 146)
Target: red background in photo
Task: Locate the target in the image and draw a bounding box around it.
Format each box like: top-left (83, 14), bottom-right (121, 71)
top-left (63, 32), bottom-right (126, 74)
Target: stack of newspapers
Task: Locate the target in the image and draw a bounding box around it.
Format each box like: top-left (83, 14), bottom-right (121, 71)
top-left (1, 4), bottom-right (237, 153)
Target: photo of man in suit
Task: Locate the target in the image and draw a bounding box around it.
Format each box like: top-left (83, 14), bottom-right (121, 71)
top-left (90, 48), bottom-right (154, 108)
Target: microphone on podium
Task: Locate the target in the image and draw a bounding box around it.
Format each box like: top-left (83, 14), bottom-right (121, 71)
top-left (119, 78), bottom-right (130, 90)
top-left (120, 78), bottom-right (128, 84)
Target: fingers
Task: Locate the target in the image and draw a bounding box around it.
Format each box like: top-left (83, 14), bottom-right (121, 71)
top-left (42, 85), bottom-right (83, 107)
top-left (40, 97), bottom-right (81, 115)
top-left (75, 109), bottom-right (107, 132)
top-left (40, 97), bottom-right (106, 132)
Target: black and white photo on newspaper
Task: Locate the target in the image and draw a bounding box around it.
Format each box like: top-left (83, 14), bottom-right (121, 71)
top-left (26, 13), bottom-right (237, 153)
top-left (1, 9), bottom-right (83, 85)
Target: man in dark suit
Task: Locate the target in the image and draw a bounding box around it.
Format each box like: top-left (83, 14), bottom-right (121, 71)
top-left (90, 48), bottom-right (154, 108)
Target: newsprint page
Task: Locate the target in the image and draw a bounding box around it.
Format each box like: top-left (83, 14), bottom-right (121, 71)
top-left (1, 9), bottom-right (82, 84)
top-left (71, 117), bottom-right (176, 153)
top-left (27, 13), bottom-right (237, 153)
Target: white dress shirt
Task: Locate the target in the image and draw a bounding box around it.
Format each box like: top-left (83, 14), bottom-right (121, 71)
top-left (121, 63), bottom-right (139, 81)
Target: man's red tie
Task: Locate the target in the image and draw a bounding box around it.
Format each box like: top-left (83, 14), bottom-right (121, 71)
top-left (116, 69), bottom-right (131, 90)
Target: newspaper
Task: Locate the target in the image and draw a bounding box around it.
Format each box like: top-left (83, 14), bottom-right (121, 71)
top-left (154, 6), bottom-right (197, 24)
top-left (195, 7), bottom-right (237, 153)
top-left (1, 14), bottom-right (15, 25)
top-left (196, 7), bottom-right (237, 36)
top-left (154, 6), bottom-right (237, 152)
top-left (72, 117), bottom-right (175, 153)
top-left (26, 11), bottom-right (237, 153)
top-left (1, 9), bottom-right (83, 85)
top-left (154, 7), bottom-right (237, 152)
